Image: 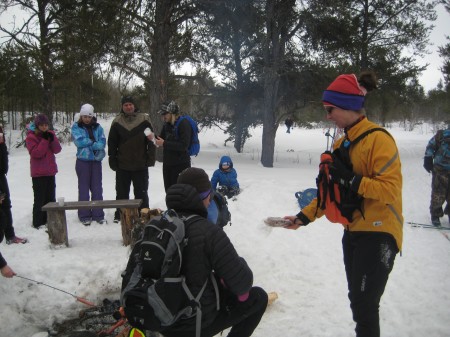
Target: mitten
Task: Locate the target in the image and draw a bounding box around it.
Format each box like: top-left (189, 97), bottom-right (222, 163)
top-left (41, 131), bottom-right (49, 140)
top-left (423, 156), bottom-right (433, 173)
top-left (329, 156), bottom-right (362, 192)
top-left (47, 132), bottom-right (54, 142)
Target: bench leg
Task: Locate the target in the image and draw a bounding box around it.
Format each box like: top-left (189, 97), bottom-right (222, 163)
top-left (47, 210), bottom-right (69, 247)
top-left (120, 207), bottom-right (140, 246)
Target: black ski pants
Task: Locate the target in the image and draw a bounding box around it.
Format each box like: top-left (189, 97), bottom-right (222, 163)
top-left (342, 230), bottom-right (398, 337)
top-left (32, 176), bottom-right (56, 228)
top-left (162, 162), bottom-right (191, 192)
top-left (115, 169), bottom-right (149, 218)
top-left (0, 174), bottom-right (15, 239)
top-left (162, 286), bottom-right (268, 337)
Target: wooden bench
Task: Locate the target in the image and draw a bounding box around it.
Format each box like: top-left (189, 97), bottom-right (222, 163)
top-left (42, 199), bottom-right (142, 247)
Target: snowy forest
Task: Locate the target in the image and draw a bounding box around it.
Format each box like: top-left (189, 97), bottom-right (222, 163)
top-left (1, 0), bottom-right (450, 167)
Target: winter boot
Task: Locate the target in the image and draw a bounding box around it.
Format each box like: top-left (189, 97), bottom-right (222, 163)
top-left (431, 216), bottom-right (441, 227)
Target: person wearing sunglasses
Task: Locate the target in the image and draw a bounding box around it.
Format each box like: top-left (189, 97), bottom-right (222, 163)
top-left (284, 71), bottom-right (403, 337)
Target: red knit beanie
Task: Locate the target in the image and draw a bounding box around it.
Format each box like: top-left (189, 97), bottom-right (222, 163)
top-left (322, 74), bottom-right (367, 111)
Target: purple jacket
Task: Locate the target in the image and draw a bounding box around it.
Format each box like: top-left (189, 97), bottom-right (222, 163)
top-left (26, 128), bottom-right (62, 177)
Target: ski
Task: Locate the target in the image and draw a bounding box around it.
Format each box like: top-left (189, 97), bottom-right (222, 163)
top-left (406, 221), bottom-right (450, 230)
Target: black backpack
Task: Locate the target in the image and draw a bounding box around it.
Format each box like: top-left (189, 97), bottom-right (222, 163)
top-left (212, 191), bottom-right (231, 227)
top-left (121, 210), bottom-right (219, 337)
top-left (316, 128), bottom-right (393, 224)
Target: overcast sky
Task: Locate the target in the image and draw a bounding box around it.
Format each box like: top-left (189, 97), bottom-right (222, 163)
top-left (0, 3), bottom-right (448, 92)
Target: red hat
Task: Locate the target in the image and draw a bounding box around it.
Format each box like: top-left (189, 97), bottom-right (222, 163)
top-left (322, 74), bottom-right (367, 111)
top-left (34, 114), bottom-right (49, 126)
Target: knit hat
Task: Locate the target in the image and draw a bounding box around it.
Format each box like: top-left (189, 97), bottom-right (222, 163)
top-left (34, 114), bottom-right (49, 126)
top-left (80, 103), bottom-right (95, 117)
top-left (121, 96), bottom-right (135, 106)
top-left (322, 74), bottom-right (367, 111)
top-left (159, 100), bottom-right (179, 115)
top-left (177, 167), bottom-right (212, 199)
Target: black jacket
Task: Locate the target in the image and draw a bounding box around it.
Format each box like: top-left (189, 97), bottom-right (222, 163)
top-left (160, 117), bottom-right (191, 166)
top-left (108, 112), bottom-right (156, 171)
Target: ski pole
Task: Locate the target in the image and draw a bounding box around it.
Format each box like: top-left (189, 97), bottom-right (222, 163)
top-left (15, 274), bottom-right (96, 307)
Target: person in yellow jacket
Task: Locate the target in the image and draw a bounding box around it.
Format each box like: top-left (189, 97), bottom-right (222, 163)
top-left (284, 71), bottom-right (403, 337)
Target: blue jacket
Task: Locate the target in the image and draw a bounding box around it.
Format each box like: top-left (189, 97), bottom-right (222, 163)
top-left (211, 155), bottom-right (239, 190)
top-left (425, 128), bottom-right (450, 170)
top-left (71, 120), bottom-right (106, 162)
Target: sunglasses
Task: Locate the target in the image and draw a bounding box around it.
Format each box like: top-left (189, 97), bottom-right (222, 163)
top-left (325, 106), bottom-right (335, 114)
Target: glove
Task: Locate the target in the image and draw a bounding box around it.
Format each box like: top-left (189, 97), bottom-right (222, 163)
top-left (329, 156), bottom-right (362, 192)
top-left (109, 156), bottom-right (118, 171)
top-left (41, 131), bottom-right (49, 140)
top-left (47, 132), bottom-right (54, 142)
top-left (424, 156), bottom-right (433, 173)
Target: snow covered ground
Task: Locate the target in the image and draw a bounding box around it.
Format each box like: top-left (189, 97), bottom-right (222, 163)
top-left (0, 117), bottom-right (449, 337)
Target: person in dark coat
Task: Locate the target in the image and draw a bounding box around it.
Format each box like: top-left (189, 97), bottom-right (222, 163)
top-left (0, 125), bottom-right (27, 243)
top-left (159, 167), bottom-right (267, 337)
top-left (71, 104), bottom-right (106, 226)
top-left (25, 114), bottom-right (62, 229)
top-left (154, 100), bottom-right (192, 191)
top-left (285, 116), bottom-right (294, 133)
top-left (108, 96), bottom-right (156, 222)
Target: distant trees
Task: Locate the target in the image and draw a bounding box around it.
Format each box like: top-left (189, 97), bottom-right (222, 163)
top-left (0, 0), bottom-right (448, 159)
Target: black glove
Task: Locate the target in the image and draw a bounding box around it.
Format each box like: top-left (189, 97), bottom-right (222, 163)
top-left (47, 132), bottom-right (54, 142)
top-left (424, 156), bottom-right (433, 173)
top-left (109, 156), bottom-right (118, 171)
top-left (42, 131), bottom-right (49, 140)
top-left (329, 156), bottom-right (362, 192)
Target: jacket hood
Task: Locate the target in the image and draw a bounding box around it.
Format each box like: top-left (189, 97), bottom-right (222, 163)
top-left (165, 184), bottom-right (208, 218)
top-left (219, 155), bottom-right (233, 169)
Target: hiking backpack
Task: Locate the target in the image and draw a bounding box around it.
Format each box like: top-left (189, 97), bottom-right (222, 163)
top-left (174, 115), bottom-right (200, 156)
top-left (316, 128), bottom-right (392, 224)
top-left (433, 130), bottom-right (450, 167)
top-left (121, 210), bottom-right (219, 337)
top-left (212, 191), bottom-right (231, 227)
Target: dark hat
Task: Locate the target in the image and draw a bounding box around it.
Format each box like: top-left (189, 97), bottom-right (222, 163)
top-left (34, 114), bottom-right (49, 126)
top-left (121, 96), bottom-right (135, 106)
top-left (322, 74), bottom-right (367, 111)
top-left (159, 100), bottom-right (179, 115)
top-left (177, 167), bottom-right (212, 197)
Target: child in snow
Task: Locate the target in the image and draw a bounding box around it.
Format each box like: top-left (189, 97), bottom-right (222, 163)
top-left (211, 155), bottom-right (240, 198)
top-left (71, 104), bottom-right (106, 226)
top-left (25, 114), bottom-right (62, 229)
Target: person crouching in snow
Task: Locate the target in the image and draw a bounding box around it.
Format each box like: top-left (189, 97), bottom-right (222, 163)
top-left (211, 156), bottom-right (240, 198)
top-left (25, 114), bottom-right (62, 229)
top-left (71, 104), bottom-right (107, 226)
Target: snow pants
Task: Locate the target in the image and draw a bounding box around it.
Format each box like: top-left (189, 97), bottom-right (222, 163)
top-left (430, 166), bottom-right (450, 218)
top-left (114, 168), bottom-right (149, 219)
top-left (162, 286), bottom-right (268, 337)
top-left (0, 174), bottom-right (15, 239)
top-left (342, 231), bottom-right (398, 337)
top-left (32, 176), bottom-right (56, 228)
top-left (75, 159), bottom-right (104, 221)
top-left (162, 162), bottom-right (191, 192)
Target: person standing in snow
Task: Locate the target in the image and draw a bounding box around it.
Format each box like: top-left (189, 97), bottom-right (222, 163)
top-left (108, 96), bottom-right (156, 223)
top-left (71, 104), bottom-right (106, 226)
top-left (26, 114), bottom-right (62, 229)
top-left (285, 116), bottom-right (294, 133)
top-left (154, 100), bottom-right (192, 191)
top-left (0, 125), bottom-right (27, 244)
top-left (423, 124), bottom-right (450, 227)
top-left (283, 71), bottom-right (403, 337)
top-left (1, 193), bottom-right (17, 278)
top-left (211, 155), bottom-right (240, 198)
